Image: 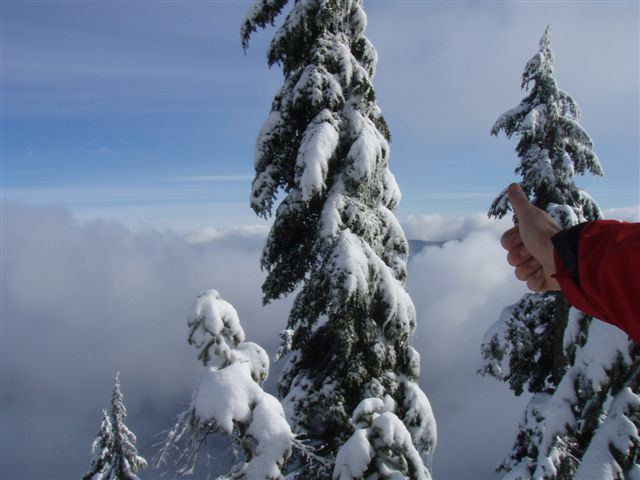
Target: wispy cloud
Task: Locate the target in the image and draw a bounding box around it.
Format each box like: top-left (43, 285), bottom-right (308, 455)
top-left (1, 185), bottom-right (244, 203)
top-left (173, 175), bottom-right (253, 182)
top-left (1, 1), bottom-right (636, 229)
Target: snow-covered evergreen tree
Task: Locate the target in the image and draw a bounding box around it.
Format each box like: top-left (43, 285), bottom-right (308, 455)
top-left (487, 26), bottom-right (603, 223)
top-left (241, 0), bottom-right (436, 476)
top-left (84, 410), bottom-right (115, 480)
top-left (84, 374), bottom-right (147, 480)
top-left (155, 290), bottom-right (294, 479)
top-left (480, 26), bottom-right (640, 478)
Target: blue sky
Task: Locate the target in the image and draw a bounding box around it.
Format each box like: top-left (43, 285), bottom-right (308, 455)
top-left (2, 0), bottom-right (638, 232)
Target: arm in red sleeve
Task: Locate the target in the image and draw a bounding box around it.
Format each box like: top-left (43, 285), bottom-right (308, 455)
top-left (552, 220), bottom-right (640, 344)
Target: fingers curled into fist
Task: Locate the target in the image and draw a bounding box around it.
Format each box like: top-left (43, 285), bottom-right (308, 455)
top-left (499, 184), bottom-right (562, 293)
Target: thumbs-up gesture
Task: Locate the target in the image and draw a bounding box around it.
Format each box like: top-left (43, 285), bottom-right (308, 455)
top-left (500, 184), bottom-right (562, 292)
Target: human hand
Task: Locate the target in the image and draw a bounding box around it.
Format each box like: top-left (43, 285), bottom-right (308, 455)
top-left (500, 184), bottom-right (562, 292)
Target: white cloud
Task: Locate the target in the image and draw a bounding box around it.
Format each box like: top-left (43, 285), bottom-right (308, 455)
top-left (184, 224), bottom-right (269, 247)
top-left (407, 227), bottom-right (530, 479)
top-left (368, 2), bottom-right (639, 140)
top-left (604, 205), bottom-right (640, 222)
top-left (1, 202), bottom-right (289, 478)
top-left (402, 211), bottom-right (511, 242)
top-left (7, 202), bottom-right (635, 478)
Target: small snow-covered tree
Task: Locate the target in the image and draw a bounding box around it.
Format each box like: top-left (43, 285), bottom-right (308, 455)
top-left (84, 410), bottom-right (114, 480)
top-left (84, 374), bottom-right (147, 480)
top-left (241, 0), bottom-right (436, 476)
top-left (155, 290), bottom-right (293, 479)
top-left (480, 26), bottom-right (640, 478)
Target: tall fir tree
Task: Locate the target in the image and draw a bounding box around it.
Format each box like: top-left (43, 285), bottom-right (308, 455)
top-left (84, 374), bottom-right (147, 480)
top-left (480, 26), bottom-right (640, 478)
top-left (241, 0), bottom-right (436, 477)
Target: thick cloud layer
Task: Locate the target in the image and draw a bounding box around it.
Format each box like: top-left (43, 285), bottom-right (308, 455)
top-left (1, 203), bottom-right (291, 479)
top-left (2, 203), bottom-right (634, 479)
top-left (407, 227), bottom-right (529, 478)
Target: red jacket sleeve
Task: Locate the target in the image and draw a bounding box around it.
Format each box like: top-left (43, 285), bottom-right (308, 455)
top-left (553, 220), bottom-right (640, 344)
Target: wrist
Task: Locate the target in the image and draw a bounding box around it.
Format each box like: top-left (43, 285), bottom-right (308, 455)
top-left (542, 246), bottom-right (557, 277)
top-left (551, 223), bottom-right (588, 285)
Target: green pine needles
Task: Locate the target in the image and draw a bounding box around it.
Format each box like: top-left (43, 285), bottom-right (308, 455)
top-left (242, 0), bottom-right (436, 477)
top-left (488, 26), bottom-right (603, 225)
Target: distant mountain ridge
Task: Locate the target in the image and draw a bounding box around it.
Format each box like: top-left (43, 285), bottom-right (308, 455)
top-left (408, 239), bottom-right (446, 257)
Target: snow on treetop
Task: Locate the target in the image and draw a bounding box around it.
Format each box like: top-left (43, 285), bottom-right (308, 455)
top-left (521, 105), bottom-right (547, 136)
top-left (270, 0), bottom-right (317, 56)
top-left (521, 25), bottom-right (553, 90)
top-left (371, 412), bottom-right (426, 470)
top-left (489, 26), bottom-right (603, 222)
top-left (162, 290), bottom-right (292, 478)
top-left (187, 289), bottom-right (246, 368)
top-left (244, 393), bottom-right (294, 478)
top-left (333, 429), bottom-right (373, 479)
top-left (240, 0), bottom-right (288, 51)
top-left (546, 203), bottom-right (579, 227)
top-left (236, 341), bottom-right (270, 384)
top-left (292, 65), bottom-right (343, 111)
top-left (350, 4), bottom-right (368, 38)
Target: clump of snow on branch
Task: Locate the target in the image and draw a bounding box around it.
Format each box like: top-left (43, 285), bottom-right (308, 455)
top-left (575, 387), bottom-right (640, 479)
top-left (400, 376), bottom-right (437, 458)
top-left (296, 110), bottom-right (340, 201)
top-left (334, 397), bottom-right (431, 480)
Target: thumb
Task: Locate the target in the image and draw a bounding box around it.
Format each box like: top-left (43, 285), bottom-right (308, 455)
top-left (508, 183), bottom-right (533, 218)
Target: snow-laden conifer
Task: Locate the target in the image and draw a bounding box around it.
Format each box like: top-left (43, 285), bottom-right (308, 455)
top-left (480, 26), bottom-right (639, 478)
top-left (242, 0), bottom-right (436, 475)
top-left (155, 290), bottom-right (294, 479)
top-left (84, 374), bottom-right (147, 480)
top-left (487, 26), bottom-right (603, 223)
top-left (84, 410), bottom-right (114, 480)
